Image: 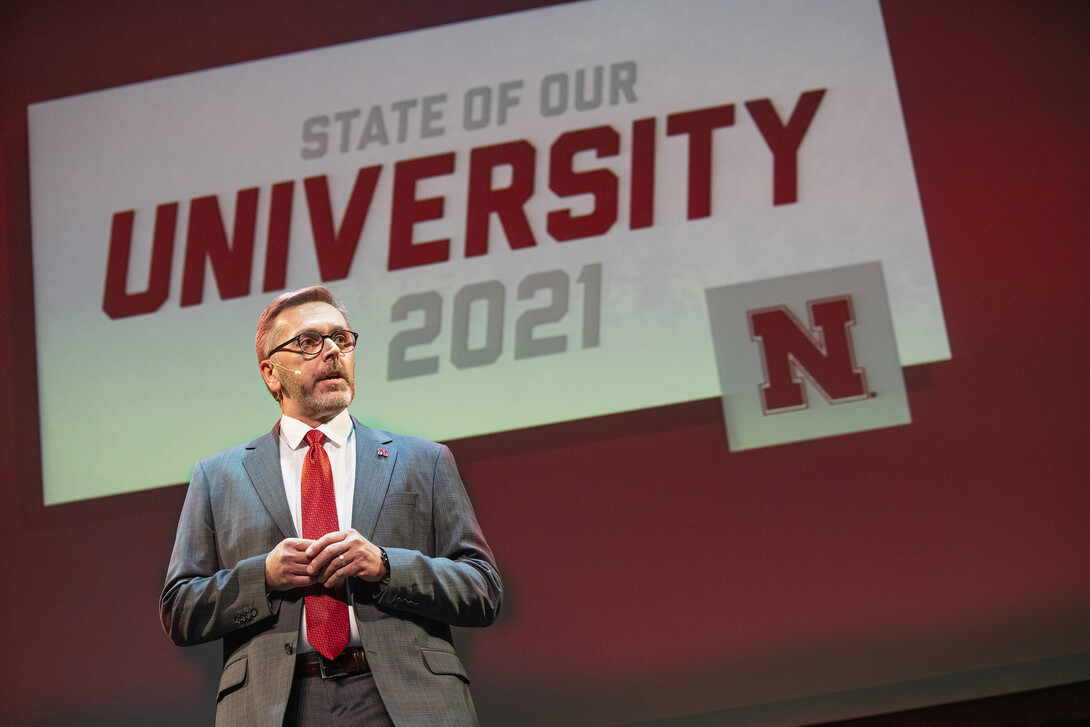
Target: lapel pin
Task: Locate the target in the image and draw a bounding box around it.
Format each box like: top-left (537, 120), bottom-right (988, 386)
top-left (377, 449), bottom-right (388, 458)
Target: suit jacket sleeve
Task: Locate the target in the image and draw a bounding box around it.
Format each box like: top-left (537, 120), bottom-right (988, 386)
top-left (370, 441), bottom-right (502, 628)
top-left (159, 458), bottom-right (278, 646)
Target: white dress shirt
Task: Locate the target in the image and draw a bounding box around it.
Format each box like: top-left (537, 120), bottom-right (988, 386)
top-left (277, 409), bottom-right (363, 653)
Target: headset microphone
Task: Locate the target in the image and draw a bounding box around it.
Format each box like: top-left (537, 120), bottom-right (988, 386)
top-left (269, 361), bottom-right (301, 375)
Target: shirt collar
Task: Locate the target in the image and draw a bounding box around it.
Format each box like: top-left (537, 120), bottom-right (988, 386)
top-left (279, 409), bottom-right (353, 451)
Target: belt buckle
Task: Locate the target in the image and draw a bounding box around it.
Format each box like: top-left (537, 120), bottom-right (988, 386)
top-left (317, 650), bottom-right (354, 679)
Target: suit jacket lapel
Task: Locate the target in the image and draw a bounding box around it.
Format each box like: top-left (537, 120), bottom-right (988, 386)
top-left (351, 417), bottom-right (395, 540)
top-left (241, 424), bottom-right (297, 539)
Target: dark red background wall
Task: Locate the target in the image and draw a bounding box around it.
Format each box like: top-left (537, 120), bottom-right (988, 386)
top-left (1, 2), bottom-right (1088, 725)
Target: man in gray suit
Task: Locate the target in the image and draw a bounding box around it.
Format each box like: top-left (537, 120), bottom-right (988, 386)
top-left (160, 286), bottom-right (502, 727)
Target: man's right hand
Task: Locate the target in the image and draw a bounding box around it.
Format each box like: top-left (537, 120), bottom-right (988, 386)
top-left (265, 538), bottom-right (319, 591)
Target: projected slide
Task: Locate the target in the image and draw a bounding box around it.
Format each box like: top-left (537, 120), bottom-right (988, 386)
top-left (29, 0), bottom-right (946, 503)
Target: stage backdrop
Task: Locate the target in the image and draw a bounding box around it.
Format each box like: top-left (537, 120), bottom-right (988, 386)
top-left (1, 1), bottom-right (1088, 726)
top-left (28, 0), bottom-right (947, 505)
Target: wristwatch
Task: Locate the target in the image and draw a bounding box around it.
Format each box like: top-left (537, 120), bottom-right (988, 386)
top-left (378, 547), bottom-right (391, 588)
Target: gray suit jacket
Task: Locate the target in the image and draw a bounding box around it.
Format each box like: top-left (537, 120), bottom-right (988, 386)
top-left (160, 417), bottom-right (502, 727)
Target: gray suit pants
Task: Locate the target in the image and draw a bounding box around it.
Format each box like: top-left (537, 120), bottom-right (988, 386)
top-left (284, 668), bottom-right (394, 727)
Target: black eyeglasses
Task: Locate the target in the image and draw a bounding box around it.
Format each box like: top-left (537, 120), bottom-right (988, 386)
top-left (267, 330), bottom-right (358, 358)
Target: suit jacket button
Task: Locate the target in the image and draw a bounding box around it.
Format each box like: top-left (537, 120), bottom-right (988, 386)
top-left (284, 643), bottom-right (294, 655)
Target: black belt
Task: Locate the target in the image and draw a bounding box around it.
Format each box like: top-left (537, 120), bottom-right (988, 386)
top-left (296, 647), bottom-right (369, 679)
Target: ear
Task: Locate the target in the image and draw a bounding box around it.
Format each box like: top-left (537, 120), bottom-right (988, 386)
top-left (259, 360), bottom-right (282, 397)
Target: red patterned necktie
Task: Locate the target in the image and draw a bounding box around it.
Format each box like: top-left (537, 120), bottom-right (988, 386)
top-left (302, 429), bottom-right (350, 660)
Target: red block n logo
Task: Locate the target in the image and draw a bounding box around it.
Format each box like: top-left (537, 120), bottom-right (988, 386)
top-left (748, 296), bottom-right (870, 414)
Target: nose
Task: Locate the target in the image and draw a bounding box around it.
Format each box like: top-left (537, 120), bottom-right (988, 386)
top-left (321, 335), bottom-right (345, 358)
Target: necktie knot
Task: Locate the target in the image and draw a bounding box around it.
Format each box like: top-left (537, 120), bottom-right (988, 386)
top-left (305, 429), bottom-right (325, 448)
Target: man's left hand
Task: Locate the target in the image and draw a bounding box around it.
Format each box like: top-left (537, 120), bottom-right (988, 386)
top-left (305, 529), bottom-right (387, 587)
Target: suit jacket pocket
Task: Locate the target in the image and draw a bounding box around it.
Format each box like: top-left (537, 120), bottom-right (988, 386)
top-left (217, 656), bottom-right (247, 701)
top-left (377, 492), bottom-right (423, 544)
top-left (421, 648), bottom-right (469, 684)
top-left (383, 492), bottom-right (418, 513)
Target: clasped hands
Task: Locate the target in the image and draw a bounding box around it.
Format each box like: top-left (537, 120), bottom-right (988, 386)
top-left (265, 528), bottom-right (386, 591)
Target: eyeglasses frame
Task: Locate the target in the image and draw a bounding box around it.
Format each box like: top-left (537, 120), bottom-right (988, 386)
top-left (266, 329), bottom-right (359, 358)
